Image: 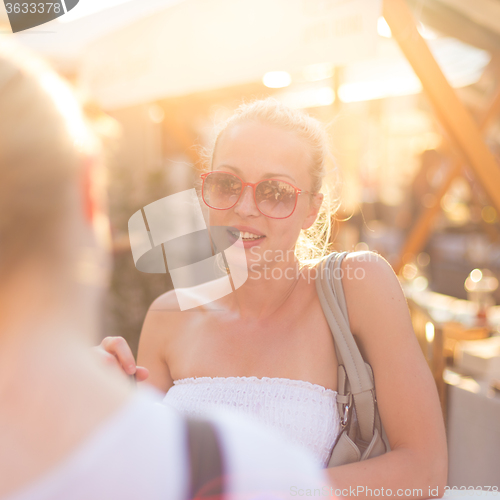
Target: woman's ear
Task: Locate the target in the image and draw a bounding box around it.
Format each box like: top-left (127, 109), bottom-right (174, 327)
top-left (301, 193), bottom-right (324, 230)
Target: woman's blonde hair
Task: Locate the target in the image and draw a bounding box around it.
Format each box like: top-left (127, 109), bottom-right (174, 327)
top-left (199, 97), bottom-right (341, 268)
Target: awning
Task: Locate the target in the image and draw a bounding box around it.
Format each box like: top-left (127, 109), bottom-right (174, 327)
top-left (77, 0), bottom-right (382, 109)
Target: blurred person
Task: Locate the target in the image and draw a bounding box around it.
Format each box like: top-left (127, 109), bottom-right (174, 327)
top-left (0, 44), bottom-right (329, 500)
top-left (102, 99), bottom-right (448, 497)
top-left (396, 148), bottom-right (447, 232)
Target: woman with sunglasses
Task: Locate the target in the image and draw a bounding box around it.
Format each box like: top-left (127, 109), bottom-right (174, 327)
top-left (101, 99), bottom-right (447, 497)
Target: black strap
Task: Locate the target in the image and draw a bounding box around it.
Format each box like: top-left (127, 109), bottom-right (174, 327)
top-left (185, 416), bottom-right (226, 500)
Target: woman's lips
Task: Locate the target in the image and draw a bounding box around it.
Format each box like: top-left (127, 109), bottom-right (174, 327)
top-left (227, 228), bottom-right (266, 248)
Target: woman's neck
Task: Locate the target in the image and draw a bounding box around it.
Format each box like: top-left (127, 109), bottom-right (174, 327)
top-left (226, 255), bottom-right (307, 320)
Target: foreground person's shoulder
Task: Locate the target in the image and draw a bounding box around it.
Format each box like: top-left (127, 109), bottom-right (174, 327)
top-left (136, 397), bottom-right (330, 499)
top-left (4, 388), bottom-right (187, 500)
top-left (207, 409), bottom-right (329, 498)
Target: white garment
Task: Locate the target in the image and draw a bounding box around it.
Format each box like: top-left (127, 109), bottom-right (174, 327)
top-left (4, 386), bottom-right (328, 500)
top-left (163, 376), bottom-right (342, 467)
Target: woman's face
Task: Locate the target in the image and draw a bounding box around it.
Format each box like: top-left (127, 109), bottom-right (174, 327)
top-left (209, 121), bottom-right (323, 269)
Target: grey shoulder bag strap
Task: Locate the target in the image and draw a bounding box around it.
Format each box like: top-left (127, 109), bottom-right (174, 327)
top-left (315, 251), bottom-right (390, 467)
top-left (185, 416), bottom-right (226, 500)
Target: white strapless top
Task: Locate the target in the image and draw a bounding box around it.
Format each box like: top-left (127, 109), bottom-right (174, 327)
top-left (163, 376), bottom-right (341, 467)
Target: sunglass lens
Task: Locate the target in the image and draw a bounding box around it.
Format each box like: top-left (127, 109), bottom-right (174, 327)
top-left (203, 172), bottom-right (242, 209)
top-left (256, 180), bottom-right (297, 218)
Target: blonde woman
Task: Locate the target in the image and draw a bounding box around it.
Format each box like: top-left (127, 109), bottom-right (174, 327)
top-left (102, 99), bottom-right (447, 497)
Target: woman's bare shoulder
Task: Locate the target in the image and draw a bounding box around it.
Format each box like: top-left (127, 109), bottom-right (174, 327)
top-left (137, 290), bottom-right (188, 390)
top-left (339, 250), bottom-right (407, 335)
top-left (148, 289), bottom-right (183, 314)
top-left (342, 249), bottom-right (390, 268)
top-left (341, 250), bottom-right (399, 288)
top-left (139, 290), bottom-right (187, 354)
top-left (142, 282), bottom-right (225, 337)
top-left (138, 285), bottom-right (225, 387)
top-left (141, 290), bottom-right (192, 346)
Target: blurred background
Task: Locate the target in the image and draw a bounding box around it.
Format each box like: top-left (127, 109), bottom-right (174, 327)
top-left (1, 0), bottom-right (499, 488)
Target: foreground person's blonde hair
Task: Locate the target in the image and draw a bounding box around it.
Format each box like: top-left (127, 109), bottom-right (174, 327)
top-left (0, 41), bottom-right (100, 280)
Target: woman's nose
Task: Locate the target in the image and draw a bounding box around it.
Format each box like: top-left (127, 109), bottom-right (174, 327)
top-left (233, 185), bottom-right (260, 217)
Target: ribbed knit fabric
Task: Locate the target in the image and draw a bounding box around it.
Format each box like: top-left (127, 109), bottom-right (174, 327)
top-left (163, 376), bottom-right (341, 466)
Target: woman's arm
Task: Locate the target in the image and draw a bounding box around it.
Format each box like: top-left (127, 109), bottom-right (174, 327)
top-left (325, 251), bottom-right (448, 499)
top-left (137, 291), bottom-right (179, 394)
top-left (97, 291), bottom-right (180, 393)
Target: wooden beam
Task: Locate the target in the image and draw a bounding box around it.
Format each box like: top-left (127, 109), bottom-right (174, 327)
top-left (481, 86), bottom-right (500, 131)
top-left (395, 86), bottom-right (500, 273)
top-left (395, 161), bottom-right (461, 273)
top-left (383, 0), bottom-right (500, 273)
top-left (383, 0), bottom-right (500, 213)
top-left (406, 0), bottom-right (500, 54)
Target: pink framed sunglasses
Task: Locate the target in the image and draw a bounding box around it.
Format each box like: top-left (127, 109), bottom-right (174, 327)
top-left (200, 170), bottom-right (314, 219)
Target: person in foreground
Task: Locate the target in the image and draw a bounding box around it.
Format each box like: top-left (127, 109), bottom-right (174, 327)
top-left (102, 98), bottom-right (448, 498)
top-left (0, 44), bottom-right (329, 500)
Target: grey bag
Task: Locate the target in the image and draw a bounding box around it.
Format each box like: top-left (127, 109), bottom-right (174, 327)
top-left (315, 251), bottom-right (391, 467)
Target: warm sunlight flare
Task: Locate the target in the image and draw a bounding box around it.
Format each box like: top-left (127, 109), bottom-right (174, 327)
top-left (262, 71), bottom-right (292, 89)
top-left (425, 322), bottom-right (435, 343)
top-left (338, 77), bottom-right (421, 102)
top-left (377, 16), bottom-right (391, 38)
top-left (33, 58), bottom-right (92, 150)
top-left (58, 0), bottom-right (134, 23)
top-left (302, 62), bottom-right (334, 82)
top-left (277, 86), bottom-right (335, 108)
